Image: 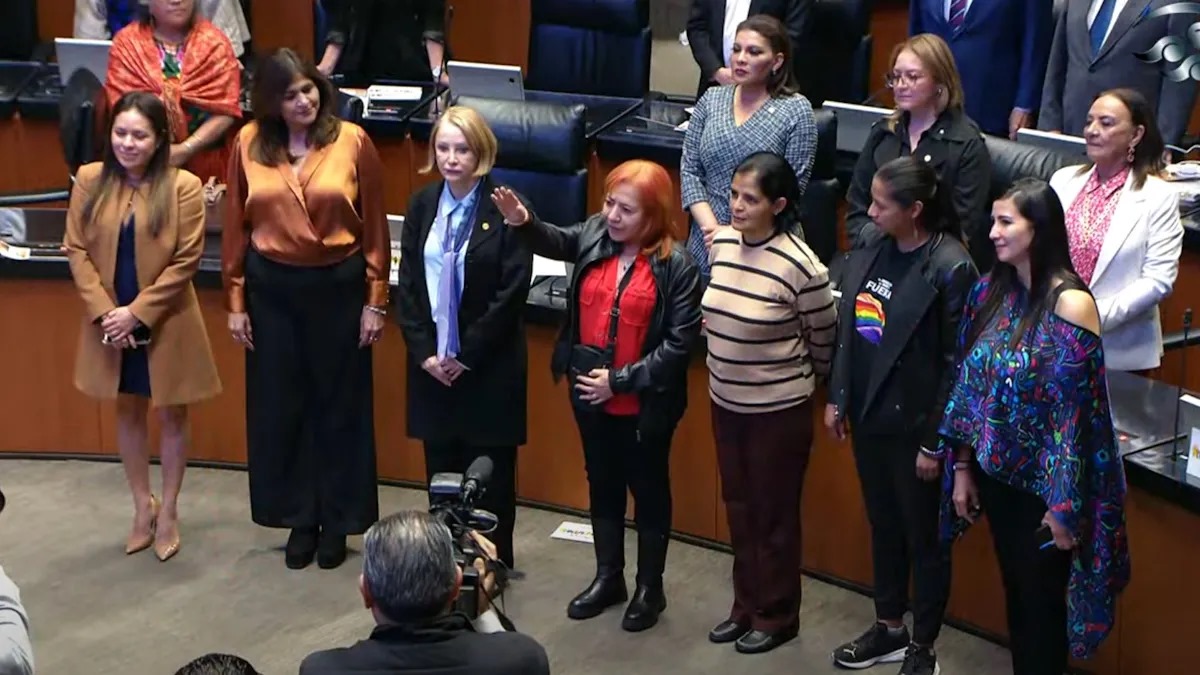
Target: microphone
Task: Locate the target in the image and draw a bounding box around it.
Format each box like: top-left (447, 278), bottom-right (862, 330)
top-left (1176, 308), bottom-right (1192, 457)
top-left (862, 84), bottom-right (891, 107)
top-left (433, 4), bottom-right (454, 113)
top-left (461, 455), bottom-right (493, 501)
top-left (441, 4), bottom-right (454, 84)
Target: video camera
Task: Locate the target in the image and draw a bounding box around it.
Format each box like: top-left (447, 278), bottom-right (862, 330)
top-left (428, 456), bottom-right (499, 619)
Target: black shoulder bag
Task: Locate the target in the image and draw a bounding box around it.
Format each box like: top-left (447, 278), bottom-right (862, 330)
top-left (568, 262), bottom-right (636, 412)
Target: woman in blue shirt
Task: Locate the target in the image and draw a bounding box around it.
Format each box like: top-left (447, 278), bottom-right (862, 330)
top-left (396, 106), bottom-right (533, 573)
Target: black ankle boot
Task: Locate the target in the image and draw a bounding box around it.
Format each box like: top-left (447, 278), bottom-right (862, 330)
top-left (285, 527), bottom-right (318, 569)
top-left (622, 530), bottom-right (668, 631)
top-left (317, 530), bottom-right (347, 569)
top-left (567, 519), bottom-right (627, 619)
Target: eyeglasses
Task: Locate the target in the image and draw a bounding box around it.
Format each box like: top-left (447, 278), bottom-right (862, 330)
top-left (885, 71), bottom-right (926, 88)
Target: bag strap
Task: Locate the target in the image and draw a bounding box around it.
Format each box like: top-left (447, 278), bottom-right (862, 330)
top-left (604, 259), bottom-right (637, 351)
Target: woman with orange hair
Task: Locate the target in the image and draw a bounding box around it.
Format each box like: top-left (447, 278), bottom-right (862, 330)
top-left (104, 0), bottom-right (241, 183)
top-left (493, 160), bottom-right (703, 633)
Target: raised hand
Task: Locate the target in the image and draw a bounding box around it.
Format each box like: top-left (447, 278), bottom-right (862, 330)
top-left (490, 187), bottom-right (529, 226)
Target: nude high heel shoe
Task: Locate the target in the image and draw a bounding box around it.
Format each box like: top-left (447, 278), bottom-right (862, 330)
top-left (125, 494), bottom-right (159, 555)
top-left (154, 510), bottom-right (181, 562)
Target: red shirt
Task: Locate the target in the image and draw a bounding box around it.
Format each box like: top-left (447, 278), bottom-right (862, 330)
top-left (577, 255), bottom-right (658, 416)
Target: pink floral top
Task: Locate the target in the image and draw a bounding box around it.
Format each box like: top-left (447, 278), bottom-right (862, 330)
top-left (1064, 167), bottom-right (1129, 284)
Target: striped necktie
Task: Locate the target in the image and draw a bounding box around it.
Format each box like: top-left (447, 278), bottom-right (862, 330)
top-left (948, 0), bottom-right (968, 31)
top-left (1090, 0), bottom-right (1118, 56)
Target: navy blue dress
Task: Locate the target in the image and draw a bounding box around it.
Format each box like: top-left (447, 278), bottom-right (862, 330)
top-left (116, 214), bottom-right (151, 397)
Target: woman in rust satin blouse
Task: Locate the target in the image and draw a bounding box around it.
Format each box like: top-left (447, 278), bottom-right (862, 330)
top-left (493, 161), bottom-right (702, 632)
top-left (222, 48), bottom-right (389, 570)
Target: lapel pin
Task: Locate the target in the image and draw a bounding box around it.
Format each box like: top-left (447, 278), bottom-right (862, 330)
top-left (482, 222), bottom-right (490, 231)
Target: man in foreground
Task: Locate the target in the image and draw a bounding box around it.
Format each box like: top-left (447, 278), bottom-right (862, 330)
top-left (300, 510), bottom-right (549, 675)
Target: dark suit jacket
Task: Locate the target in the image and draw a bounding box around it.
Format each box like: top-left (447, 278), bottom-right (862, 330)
top-left (911, 0), bottom-right (1054, 137)
top-left (1039, 0), bottom-right (1198, 144)
top-left (396, 177), bottom-right (533, 447)
top-left (686, 0), bottom-right (814, 98)
top-left (300, 619), bottom-right (550, 675)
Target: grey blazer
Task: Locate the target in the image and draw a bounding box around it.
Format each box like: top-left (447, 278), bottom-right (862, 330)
top-left (1038, 0), bottom-right (1198, 145)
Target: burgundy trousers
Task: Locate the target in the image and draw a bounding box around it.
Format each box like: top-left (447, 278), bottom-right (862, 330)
top-left (711, 399), bottom-right (814, 633)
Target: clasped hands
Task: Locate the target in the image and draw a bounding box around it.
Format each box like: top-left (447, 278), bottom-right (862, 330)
top-left (422, 355), bottom-right (468, 386)
top-left (100, 307), bottom-right (142, 348)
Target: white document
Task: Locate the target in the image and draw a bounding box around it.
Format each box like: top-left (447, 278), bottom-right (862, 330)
top-left (388, 240), bottom-right (402, 286)
top-left (550, 521), bottom-right (594, 544)
top-left (0, 241), bottom-right (31, 260)
top-left (531, 254), bottom-right (567, 279)
top-left (1188, 427), bottom-right (1200, 480)
top-left (366, 85), bottom-right (423, 102)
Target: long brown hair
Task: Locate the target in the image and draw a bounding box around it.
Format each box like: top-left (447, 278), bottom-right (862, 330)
top-left (736, 15), bottom-right (798, 97)
top-left (249, 48), bottom-right (341, 166)
top-left (83, 91), bottom-right (174, 236)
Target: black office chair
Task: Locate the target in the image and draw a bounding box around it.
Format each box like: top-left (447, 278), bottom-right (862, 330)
top-left (454, 95), bottom-right (590, 228)
top-left (0, 68), bottom-right (102, 207)
top-left (802, 109), bottom-right (841, 265)
top-left (526, 0), bottom-right (651, 99)
top-left (983, 135), bottom-right (1077, 201)
top-left (337, 91), bottom-right (364, 124)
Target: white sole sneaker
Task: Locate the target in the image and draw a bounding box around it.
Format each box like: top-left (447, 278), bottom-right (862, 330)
top-left (832, 646), bottom-right (909, 669)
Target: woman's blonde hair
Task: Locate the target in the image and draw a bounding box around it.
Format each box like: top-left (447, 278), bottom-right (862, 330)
top-left (887, 33), bottom-right (965, 122)
top-left (420, 106), bottom-right (498, 176)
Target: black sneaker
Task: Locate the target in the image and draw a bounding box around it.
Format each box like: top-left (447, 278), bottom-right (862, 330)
top-left (832, 622), bottom-right (910, 669)
top-left (898, 643), bottom-right (939, 675)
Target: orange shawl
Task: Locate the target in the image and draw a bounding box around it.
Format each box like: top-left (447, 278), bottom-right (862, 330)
top-left (105, 19), bottom-right (242, 181)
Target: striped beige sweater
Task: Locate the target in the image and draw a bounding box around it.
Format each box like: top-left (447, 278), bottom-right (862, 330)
top-left (701, 228), bottom-right (837, 414)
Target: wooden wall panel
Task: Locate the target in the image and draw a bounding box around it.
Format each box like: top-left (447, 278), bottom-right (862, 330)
top-left (375, 137), bottom-right (412, 216)
top-left (0, 279), bottom-right (104, 453)
top-left (371, 321), bottom-right (426, 485)
top-left (248, 0), bottom-right (314, 60)
top-left (801, 393), bottom-right (874, 589)
top-left (5, 118), bottom-right (71, 196)
top-left (447, 0), bottom-right (530, 73)
top-left (37, 0), bottom-right (73, 41)
top-left (1157, 249), bottom-right (1200, 391)
top-left (1117, 489), bottom-right (1200, 675)
top-left (517, 325), bottom-right (589, 510)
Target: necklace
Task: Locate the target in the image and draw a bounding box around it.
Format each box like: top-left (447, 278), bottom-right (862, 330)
top-left (617, 252), bottom-right (636, 278)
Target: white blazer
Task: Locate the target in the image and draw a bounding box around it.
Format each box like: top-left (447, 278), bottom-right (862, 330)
top-left (1050, 165), bottom-right (1184, 371)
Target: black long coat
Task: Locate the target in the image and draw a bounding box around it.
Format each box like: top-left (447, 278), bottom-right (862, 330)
top-left (396, 176), bottom-right (533, 447)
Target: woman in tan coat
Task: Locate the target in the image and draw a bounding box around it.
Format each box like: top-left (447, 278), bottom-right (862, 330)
top-left (64, 91), bottom-right (221, 562)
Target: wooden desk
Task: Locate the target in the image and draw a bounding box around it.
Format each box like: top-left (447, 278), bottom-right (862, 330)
top-left (1, 269), bottom-right (1196, 675)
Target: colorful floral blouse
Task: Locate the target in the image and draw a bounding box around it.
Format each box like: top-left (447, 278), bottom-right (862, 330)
top-left (937, 275), bottom-right (1131, 659)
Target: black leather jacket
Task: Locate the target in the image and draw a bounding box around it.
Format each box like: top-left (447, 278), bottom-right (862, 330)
top-left (515, 213), bottom-right (703, 437)
top-left (829, 228), bottom-right (978, 450)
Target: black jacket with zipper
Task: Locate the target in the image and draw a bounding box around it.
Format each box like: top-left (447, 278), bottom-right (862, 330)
top-left (828, 228), bottom-right (978, 450)
top-left (514, 212), bottom-right (703, 438)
